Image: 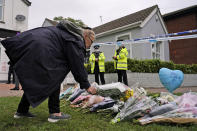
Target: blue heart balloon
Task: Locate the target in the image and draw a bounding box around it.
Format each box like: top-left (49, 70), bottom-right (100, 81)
top-left (159, 68), bottom-right (184, 93)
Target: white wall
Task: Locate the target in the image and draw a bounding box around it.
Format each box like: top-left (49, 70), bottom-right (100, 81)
top-left (0, 0), bottom-right (30, 81)
top-left (141, 11), bottom-right (169, 61)
top-left (0, 43), bottom-right (9, 81)
top-left (0, 0), bottom-right (29, 32)
top-left (88, 73), bottom-right (197, 87)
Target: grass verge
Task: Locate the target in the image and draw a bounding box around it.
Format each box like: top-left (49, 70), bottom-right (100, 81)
top-left (0, 97), bottom-right (196, 131)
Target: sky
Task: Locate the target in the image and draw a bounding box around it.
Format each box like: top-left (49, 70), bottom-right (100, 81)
top-left (28, 0), bottom-right (197, 29)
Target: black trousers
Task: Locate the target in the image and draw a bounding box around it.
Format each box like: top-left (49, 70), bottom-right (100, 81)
top-left (94, 66), bottom-right (105, 85)
top-left (117, 70), bottom-right (128, 86)
top-left (17, 87), bottom-right (61, 114)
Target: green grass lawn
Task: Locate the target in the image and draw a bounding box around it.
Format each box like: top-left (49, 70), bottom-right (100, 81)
top-left (0, 97), bottom-right (197, 131)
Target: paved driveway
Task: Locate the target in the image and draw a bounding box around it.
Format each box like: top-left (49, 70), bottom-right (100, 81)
top-left (0, 83), bottom-right (23, 97)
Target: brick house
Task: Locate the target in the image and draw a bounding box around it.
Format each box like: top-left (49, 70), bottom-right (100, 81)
top-left (163, 5), bottom-right (197, 64)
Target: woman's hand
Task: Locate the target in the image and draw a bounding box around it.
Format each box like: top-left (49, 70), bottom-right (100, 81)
top-left (87, 86), bottom-right (97, 94)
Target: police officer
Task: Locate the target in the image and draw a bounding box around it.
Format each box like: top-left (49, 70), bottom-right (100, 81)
top-left (7, 61), bottom-right (20, 90)
top-left (89, 44), bottom-right (106, 85)
top-left (112, 40), bottom-right (128, 85)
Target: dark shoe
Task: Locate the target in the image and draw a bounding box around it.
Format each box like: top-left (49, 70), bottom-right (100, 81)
top-left (6, 82), bottom-right (11, 84)
top-left (48, 113), bottom-right (71, 123)
top-left (14, 112), bottom-right (35, 118)
top-left (10, 87), bottom-right (19, 90)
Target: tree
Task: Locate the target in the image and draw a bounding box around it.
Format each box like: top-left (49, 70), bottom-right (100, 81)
top-left (53, 16), bottom-right (87, 28)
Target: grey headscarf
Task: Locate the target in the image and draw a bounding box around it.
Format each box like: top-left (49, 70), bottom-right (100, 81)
top-left (57, 20), bottom-right (83, 41)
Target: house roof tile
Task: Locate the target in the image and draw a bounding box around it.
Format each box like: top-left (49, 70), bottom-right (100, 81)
top-left (93, 5), bottom-right (158, 34)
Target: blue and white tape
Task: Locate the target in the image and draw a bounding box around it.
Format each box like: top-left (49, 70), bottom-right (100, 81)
top-left (134, 29), bottom-right (197, 41)
top-left (93, 29), bottom-right (197, 46)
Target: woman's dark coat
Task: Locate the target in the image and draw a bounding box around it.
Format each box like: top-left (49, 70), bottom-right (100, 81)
top-left (1, 25), bottom-right (90, 107)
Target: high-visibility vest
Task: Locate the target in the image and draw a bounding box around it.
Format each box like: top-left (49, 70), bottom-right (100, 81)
top-left (113, 47), bottom-right (128, 70)
top-left (89, 52), bottom-right (105, 73)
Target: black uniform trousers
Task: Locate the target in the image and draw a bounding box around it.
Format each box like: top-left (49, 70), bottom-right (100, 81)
top-left (17, 87), bottom-right (61, 114)
top-left (94, 65), bottom-right (105, 85)
top-left (7, 68), bottom-right (15, 83)
top-left (117, 70), bottom-right (128, 86)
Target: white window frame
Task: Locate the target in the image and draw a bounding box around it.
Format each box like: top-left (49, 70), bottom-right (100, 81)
top-left (115, 33), bottom-right (131, 42)
top-left (0, 0), bottom-right (4, 21)
top-left (151, 41), bottom-right (162, 59)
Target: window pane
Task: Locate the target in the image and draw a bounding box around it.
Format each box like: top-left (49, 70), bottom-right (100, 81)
top-left (152, 44), bottom-right (155, 49)
top-left (152, 52), bottom-right (156, 59)
top-left (156, 43), bottom-right (160, 53)
top-left (156, 41), bottom-right (161, 53)
top-left (0, 6), bottom-right (2, 20)
top-left (0, 0), bottom-right (2, 5)
top-left (156, 54), bottom-right (160, 59)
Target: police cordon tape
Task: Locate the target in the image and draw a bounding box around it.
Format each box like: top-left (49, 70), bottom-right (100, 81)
top-left (93, 29), bottom-right (197, 46)
top-left (134, 34), bottom-right (197, 43)
top-left (134, 29), bottom-right (197, 41)
top-left (1, 29), bottom-right (197, 45)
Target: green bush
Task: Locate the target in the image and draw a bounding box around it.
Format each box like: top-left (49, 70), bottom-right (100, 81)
top-left (84, 59), bottom-right (197, 74)
top-left (127, 59), bottom-right (141, 72)
top-left (159, 61), bottom-right (174, 70)
top-left (105, 61), bottom-right (116, 73)
top-left (190, 64), bottom-right (197, 73)
top-left (140, 59), bottom-right (160, 73)
top-left (174, 64), bottom-right (192, 74)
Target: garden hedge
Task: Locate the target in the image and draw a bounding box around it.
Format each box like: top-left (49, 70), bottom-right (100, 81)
top-left (85, 59), bottom-right (197, 74)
